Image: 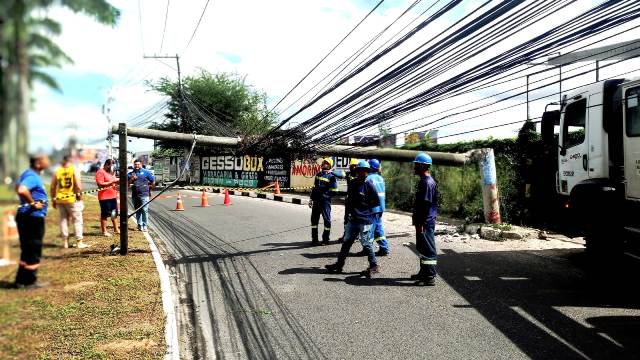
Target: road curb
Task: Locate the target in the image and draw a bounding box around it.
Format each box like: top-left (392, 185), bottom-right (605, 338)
top-left (141, 230), bottom-right (180, 360)
top-left (181, 186), bottom-right (310, 206)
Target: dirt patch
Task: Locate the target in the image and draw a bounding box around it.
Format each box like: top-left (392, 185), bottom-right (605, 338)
top-left (63, 281), bottom-right (97, 292)
top-left (98, 339), bottom-right (158, 353)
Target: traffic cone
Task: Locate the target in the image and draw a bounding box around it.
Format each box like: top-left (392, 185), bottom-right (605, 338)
top-left (274, 179), bottom-right (281, 195)
top-left (1, 211), bottom-right (17, 267)
top-left (174, 193), bottom-right (185, 211)
top-left (223, 189), bottom-right (231, 206)
top-left (199, 189), bottom-right (210, 207)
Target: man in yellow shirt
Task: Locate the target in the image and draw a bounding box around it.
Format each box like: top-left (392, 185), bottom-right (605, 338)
top-left (50, 156), bottom-right (87, 249)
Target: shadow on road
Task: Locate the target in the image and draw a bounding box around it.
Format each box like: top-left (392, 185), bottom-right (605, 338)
top-left (438, 248), bottom-right (638, 359)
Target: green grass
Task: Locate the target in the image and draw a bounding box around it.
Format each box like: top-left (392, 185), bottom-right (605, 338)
top-left (0, 196), bottom-right (165, 359)
top-left (0, 185), bottom-right (17, 204)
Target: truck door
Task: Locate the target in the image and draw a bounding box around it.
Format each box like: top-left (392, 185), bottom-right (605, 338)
top-left (558, 98), bottom-right (589, 195)
top-left (587, 94), bottom-right (607, 179)
top-left (624, 86), bottom-right (640, 200)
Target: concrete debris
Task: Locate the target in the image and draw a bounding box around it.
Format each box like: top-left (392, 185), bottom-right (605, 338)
top-left (480, 227), bottom-right (502, 241)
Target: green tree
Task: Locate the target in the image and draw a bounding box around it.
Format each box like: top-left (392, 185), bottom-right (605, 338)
top-left (149, 70), bottom-right (276, 145)
top-left (0, 0), bottom-right (119, 179)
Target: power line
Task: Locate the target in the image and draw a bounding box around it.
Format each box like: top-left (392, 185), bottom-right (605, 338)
top-left (246, 0), bottom-right (386, 137)
top-left (159, 0), bottom-right (170, 53)
top-left (138, 0), bottom-right (145, 54)
top-left (183, 0), bottom-right (211, 54)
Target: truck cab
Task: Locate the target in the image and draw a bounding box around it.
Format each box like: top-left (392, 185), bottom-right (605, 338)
top-left (543, 78), bottom-right (640, 258)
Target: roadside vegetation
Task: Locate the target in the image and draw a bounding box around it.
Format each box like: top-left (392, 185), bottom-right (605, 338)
top-left (0, 195), bottom-right (164, 359)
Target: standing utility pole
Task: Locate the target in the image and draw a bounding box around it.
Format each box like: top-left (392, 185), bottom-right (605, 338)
top-left (142, 54), bottom-right (191, 182)
top-left (118, 123), bottom-right (128, 255)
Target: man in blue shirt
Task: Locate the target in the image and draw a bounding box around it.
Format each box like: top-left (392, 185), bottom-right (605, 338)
top-left (326, 160), bottom-right (381, 278)
top-left (412, 153), bottom-right (438, 286)
top-left (13, 154), bottom-right (50, 288)
top-left (309, 158), bottom-right (338, 246)
top-left (128, 159), bottom-right (155, 232)
top-left (367, 159), bottom-right (389, 256)
top-left (337, 159), bottom-right (358, 243)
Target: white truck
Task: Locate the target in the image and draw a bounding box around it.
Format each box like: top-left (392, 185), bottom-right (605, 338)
top-left (541, 78), bottom-right (640, 259)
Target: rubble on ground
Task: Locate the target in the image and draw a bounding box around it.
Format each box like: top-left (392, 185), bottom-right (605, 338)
top-left (434, 221), bottom-right (537, 242)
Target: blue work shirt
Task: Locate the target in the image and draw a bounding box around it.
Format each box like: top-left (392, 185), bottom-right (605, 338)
top-left (17, 168), bottom-right (48, 217)
top-left (347, 177), bottom-right (380, 224)
top-left (366, 171), bottom-right (385, 213)
top-left (128, 168), bottom-right (155, 198)
top-left (311, 171), bottom-right (338, 202)
top-left (413, 175), bottom-right (438, 227)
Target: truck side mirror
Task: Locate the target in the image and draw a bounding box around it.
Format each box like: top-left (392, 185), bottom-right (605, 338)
top-left (559, 145), bottom-right (567, 156)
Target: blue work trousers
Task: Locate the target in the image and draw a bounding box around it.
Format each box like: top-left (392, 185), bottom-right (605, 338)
top-left (311, 200), bottom-right (331, 242)
top-left (416, 225), bottom-right (437, 278)
top-left (337, 220), bottom-right (376, 268)
top-left (372, 213), bottom-right (389, 253)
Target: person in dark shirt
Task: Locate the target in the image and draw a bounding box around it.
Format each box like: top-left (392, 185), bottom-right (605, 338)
top-left (337, 158), bottom-right (359, 243)
top-left (309, 158), bottom-right (338, 246)
top-left (325, 160), bottom-right (381, 278)
top-left (412, 153), bottom-right (438, 286)
top-left (13, 154), bottom-right (50, 288)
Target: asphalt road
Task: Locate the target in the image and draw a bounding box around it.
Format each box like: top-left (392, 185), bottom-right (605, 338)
top-left (148, 190), bottom-right (640, 360)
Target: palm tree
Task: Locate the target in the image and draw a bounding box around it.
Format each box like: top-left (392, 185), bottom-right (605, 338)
top-left (0, 0), bottom-right (119, 179)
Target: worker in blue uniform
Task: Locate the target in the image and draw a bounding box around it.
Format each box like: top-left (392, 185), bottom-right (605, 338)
top-left (309, 158), bottom-right (338, 246)
top-left (412, 153), bottom-right (438, 286)
top-left (367, 159), bottom-right (389, 256)
top-left (325, 160), bottom-right (381, 278)
top-left (337, 158), bottom-right (359, 243)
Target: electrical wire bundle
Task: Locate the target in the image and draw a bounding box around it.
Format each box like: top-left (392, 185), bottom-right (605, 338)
top-left (249, 0), bottom-right (640, 153)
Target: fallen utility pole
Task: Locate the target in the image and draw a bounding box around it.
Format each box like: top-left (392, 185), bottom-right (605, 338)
top-left (115, 126), bottom-right (475, 165)
top-left (113, 124), bottom-right (500, 254)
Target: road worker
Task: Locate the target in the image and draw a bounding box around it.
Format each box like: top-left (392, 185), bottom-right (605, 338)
top-left (367, 159), bottom-right (389, 256)
top-left (325, 160), bottom-right (381, 278)
top-left (13, 154), bottom-right (50, 288)
top-left (309, 158), bottom-right (338, 246)
top-left (412, 152), bottom-right (438, 286)
top-left (337, 158), bottom-right (359, 243)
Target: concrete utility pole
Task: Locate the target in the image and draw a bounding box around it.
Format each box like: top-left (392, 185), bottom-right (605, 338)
top-left (143, 54), bottom-right (191, 182)
top-left (118, 123), bottom-right (128, 255)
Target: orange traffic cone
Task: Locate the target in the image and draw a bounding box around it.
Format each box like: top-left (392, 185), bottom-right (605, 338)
top-left (199, 189), bottom-right (210, 207)
top-left (274, 179), bottom-right (281, 195)
top-left (1, 210), bottom-right (18, 266)
top-left (174, 193), bottom-right (185, 211)
top-left (223, 189), bottom-right (231, 206)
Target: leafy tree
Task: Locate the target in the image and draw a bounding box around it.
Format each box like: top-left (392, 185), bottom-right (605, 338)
top-left (149, 70), bottom-right (277, 150)
top-left (0, 0), bottom-right (119, 179)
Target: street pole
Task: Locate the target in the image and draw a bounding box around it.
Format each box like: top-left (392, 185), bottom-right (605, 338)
top-left (526, 75), bottom-right (530, 121)
top-left (118, 123), bottom-right (128, 255)
top-left (142, 54), bottom-right (190, 182)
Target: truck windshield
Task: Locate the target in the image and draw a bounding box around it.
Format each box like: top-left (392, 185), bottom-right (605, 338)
top-left (626, 88), bottom-right (640, 136)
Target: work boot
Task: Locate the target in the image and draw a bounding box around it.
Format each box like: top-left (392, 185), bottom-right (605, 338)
top-left (360, 265), bottom-right (379, 278)
top-left (322, 230), bottom-right (330, 244)
top-left (414, 277), bottom-right (436, 286)
top-left (325, 263), bottom-right (343, 274)
top-left (376, 249), bottom-right (389, 257)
